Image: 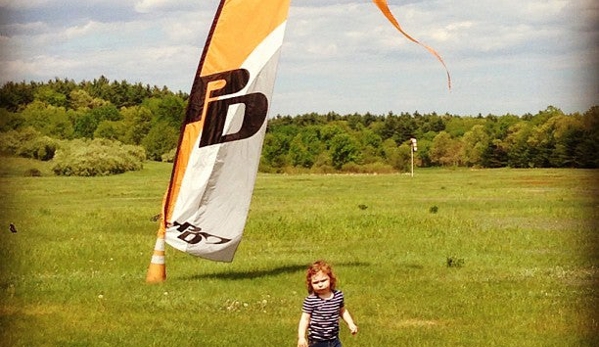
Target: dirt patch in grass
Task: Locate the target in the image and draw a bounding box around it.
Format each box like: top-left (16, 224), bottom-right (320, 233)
top-left (395, 319), bottom-right (444, 328)
top-left (0, 304), bottom-right (60, 316)
top-left (561, 267), bottom-right (599, 287)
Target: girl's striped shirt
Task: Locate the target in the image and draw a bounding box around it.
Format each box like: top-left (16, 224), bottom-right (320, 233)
top-left (302, 290), bottom-right (344, 341)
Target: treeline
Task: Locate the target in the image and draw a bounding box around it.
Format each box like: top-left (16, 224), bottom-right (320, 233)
top-left (0, 77), bottom-right (598, 176)
top-left (0, 77), bottom-right (187, 162)
top-left (263, 106), bottom-right (599, 172)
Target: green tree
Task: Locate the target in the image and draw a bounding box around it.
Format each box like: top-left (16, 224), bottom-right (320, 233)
top-left (289, 135), bottom-right (312, 168)
top-left (0, 108), bottom-right (25, 131)
top-left (73, 104), bottom-right (121, 138)
top-left (394, 113), bottom-right (417, 143)
top-left (445, 116), bottom-right (485, 138)
top-left (33, 85), bottom-right (67, 108)
top-left (397, 143), bottom-right (413, 172)
top-left (359, 129), bottom-right (384, 164)
top-left (21, 101), bottom-right (74, 139)
top-left (143, 95), bottom-right (186, 128)
top-left (419, 113), bottom-right (445, 134)
top-left (261, 132), bottom-right (291, 169)
top-left (94, 120), bottom-right (125, 140)
top-left (382, 138), bottom-right (401, 169)
top-left (289, 127), bottom-right (322, 168)
top-left (142, 121), bottom-right (179, 161)
top-left (526, 124), bottom-right (554, 168)
top-left (530, 105), bottom-right (564, 126)
top-left (505, 122), bottom-right (535, 167)
top-left (415, 138), bottom-right (433, 167)
top-left (0, 81), bottom-right (35, 111)
top-left (376, 112), bottom-right (399, 141)
top-left (120, 106), bottom-right (153, 145)
top-left (485, 114), bottom-right (519, 140)
top-left (481, 139), bottom-right (508, 168)
top-left (546, 114), bottom-right (584, 167)
top-left (329, 133), bottom-right (360, 169)
top-left (575, 106), bottom-right (599, 167)
top-left (69, 89), bottom-right (109, 110)
top-left (460, 124), bottom-right (489, 167)
top-left (320, 123), bottom-right (346, 150)
top-left (429, 131), bottom-right (462, 166)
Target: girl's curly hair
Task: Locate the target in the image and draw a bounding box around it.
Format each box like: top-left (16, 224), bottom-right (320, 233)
top-left (305, 260), bottom-right (337, 294)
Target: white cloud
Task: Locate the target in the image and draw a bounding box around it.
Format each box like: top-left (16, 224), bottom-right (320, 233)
top-left (0, 0), bottom-right (51, 9)
top-left (1, 21), bottom-right (48, 36)
top-left (63, 21), bottom-right (102, 40)
top-left (1, 0), bottom-right (137, 9)
top-left (2, 55), bottom-right (84, 81)
top-left (0, 0), bottom-right (596, 115)
top-left (134, 0), bottom-right (211, 14)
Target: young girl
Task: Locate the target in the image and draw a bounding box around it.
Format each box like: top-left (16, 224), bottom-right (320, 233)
top-left (297, 260), bottom-right (358, 347)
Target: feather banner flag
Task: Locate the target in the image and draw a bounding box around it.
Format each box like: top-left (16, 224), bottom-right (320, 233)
top-left (372, 0), bottom-right (451, 90)
top-left (146, 0), bottom-right (449, 283)
top-left (146, 0), bottom-right (291, 282)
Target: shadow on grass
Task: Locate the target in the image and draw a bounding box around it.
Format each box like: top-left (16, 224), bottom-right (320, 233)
top-left (184, 261), bottom-right (370, 281)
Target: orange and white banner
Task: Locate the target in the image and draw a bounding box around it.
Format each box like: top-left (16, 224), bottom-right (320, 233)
top-left (160, 0), bottom-right (291, 262)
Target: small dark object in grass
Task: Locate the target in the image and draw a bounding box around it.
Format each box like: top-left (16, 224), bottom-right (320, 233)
top-left (358, 204), bottom-right (368, 210)
top-left (24, 168), bottom-right (42, 177)
top-left (446, 256), bottom-right (464, 268)
top-left (150, 214), bottom-right (161, 222)
top-left (429, 205), bottom-right (438, 213)
top-left (10, 223), bottom-right (17, 233)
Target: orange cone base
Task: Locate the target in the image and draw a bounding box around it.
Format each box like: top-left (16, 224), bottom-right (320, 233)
top-left (146, 262), bottom-right (166, 283)
top-left (147, 234), bottom-right (166, 283)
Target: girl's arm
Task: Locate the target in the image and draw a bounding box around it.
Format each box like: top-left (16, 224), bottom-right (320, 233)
top-left (297, 312), bottom-right (311, 347)
top-left (340, 307), bottom-right (358, 335)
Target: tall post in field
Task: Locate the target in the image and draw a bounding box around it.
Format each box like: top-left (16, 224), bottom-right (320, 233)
top-left (410, 138), bottom-right (417, 177)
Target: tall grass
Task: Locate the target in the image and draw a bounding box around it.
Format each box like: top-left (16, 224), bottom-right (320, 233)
top-left (1, 158), bottom-right (597, 346)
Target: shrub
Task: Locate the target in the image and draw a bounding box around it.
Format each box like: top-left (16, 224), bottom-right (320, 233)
top-left (123, 143), bottom-right (147, 162)
top-left (16, 135), bottom-right (59, 161)
top-left (24, 168), bottom-right (42, 177)
top-left (359, 162), bottom-right (395, 174)
top-left (446, 256), bottom-right (464, 268)
top-left (0, 128), bottom-right (59, 160)
top-left (339, 162), bottom-right (362, 173)
top-left (0, 127), bottom-right (41, 155)
top-left (0, 130), bottom-right (20, 155)
top-left (52, 138), bottom-right (146, 176)
top-left (340, 162), bottom-right (395, 174)
top-left (310, 164), bottom-right (336, 174)
top-left (258, 159), bottom-right (276, 173)
top-left (161, 148), bottom-right (177, 163)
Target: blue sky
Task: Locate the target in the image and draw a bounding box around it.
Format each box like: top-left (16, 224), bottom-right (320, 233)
top-left (1, 0), bottom-right (597, 117)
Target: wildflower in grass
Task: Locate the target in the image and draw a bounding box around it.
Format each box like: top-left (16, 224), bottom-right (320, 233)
top-left (297, 260), bottom-right (358, 347)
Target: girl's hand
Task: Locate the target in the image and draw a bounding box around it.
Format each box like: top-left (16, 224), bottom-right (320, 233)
top-left (349, 324), bottom-right (358, 335)
top-left (298, 337), bottom-right (308, 347)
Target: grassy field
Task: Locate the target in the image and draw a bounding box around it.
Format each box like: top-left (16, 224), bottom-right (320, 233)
top-left (0, 157), bottom-right (597, 346)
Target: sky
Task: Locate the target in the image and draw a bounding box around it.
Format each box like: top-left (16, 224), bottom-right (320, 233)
top-left (0, 0), bottom-right (597, 117)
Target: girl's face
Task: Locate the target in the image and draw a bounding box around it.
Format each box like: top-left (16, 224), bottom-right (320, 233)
top-left (310, 271), bottom-right (331, 295)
